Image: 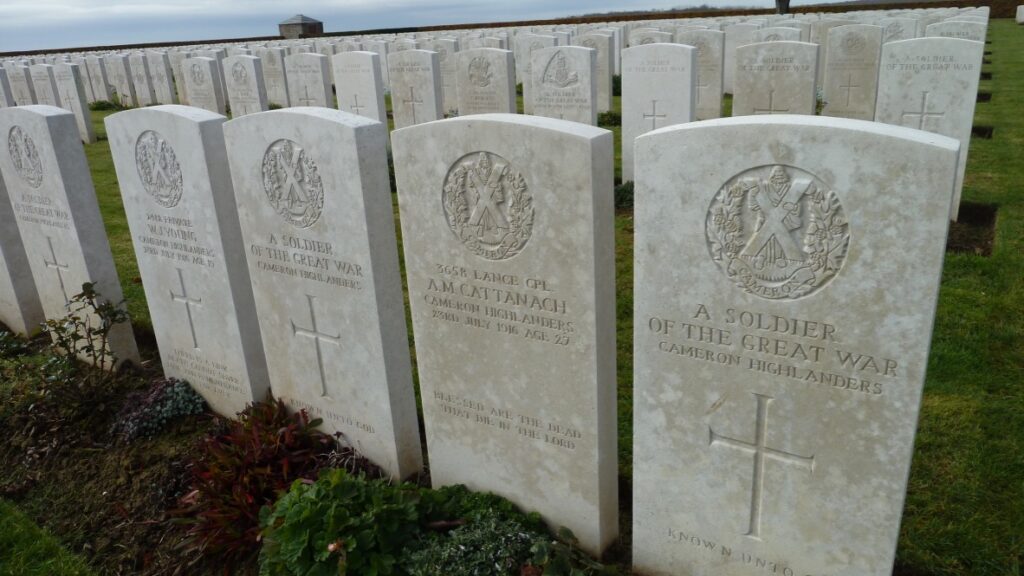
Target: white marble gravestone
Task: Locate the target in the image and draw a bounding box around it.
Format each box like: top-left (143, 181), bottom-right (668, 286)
top-left (822, 24), bottom-right (883, 120)
top-left (168, 51), bottom-right (190, 104)
top-left (622, 43), bottom-right (696, 182)
top-left (574, 33), bottom-right (614, 113)
top-left (146, 51), bottom-right (178, 105)
top-left (223, 55), bottom-right (268, 117)
top-left (258, 47), bottom-right (290, 107)
top-left (455, 48), bottom-right (517, 116)
top-left (69, 57), bottom-right (95, 104)
top-left (810, 19), bottom-right (858, 87)
top-left (52, 63), bottom-right (96, 144)
top-left (754, 27), bottom-right (802, 43)
top-left (106, 106), bottom-right (270, 416)
top-left (285, 53), bottom-right (332, 108)
top-left (7, 66), bottom-right (37, 106)
top-left (182, 57), bottom-right (227, 115)
top-left (631, 114), bottom-right (959, 576)
top-left (879, 17), bottom-right (920, 43)
top-left (128, 53), bottom-right (156, 106)
top-left (0, 173), bottom-right (44, 335)
top-left (105, 54), bottom-right (138, 108)
top-left (85, 56), bottom-right (113, 103)
top-left (388, 49), bottom-right (443, 129)
top-left (875, 37), bottom-right (982, 221)
top-left (733, 41), bottom-right (818, 117)
top-left (0, 106), bottom-right (139, 367)
top-left (425, 38), bottom-right (459, 114)
top-left (530, 46), bottom-right (597, 125)
top-left (519, 34), bottom-right (557, 114)
top-left (332, 52), bottom-right (387, 123)
top-left (224, 108), bottom-right (423, 480)
top-left (629, 30), bottom-right (674, 47)
top-left (677, 29), bottom-right (725, 120)
top-left (29, 64), bottom-right (59, 107)
top-left (925, 21), bottom-right (987, 42)
top-left (0, 69), bottom-right (17, 108)
top-left (393, 114), bottom-right (618, 554)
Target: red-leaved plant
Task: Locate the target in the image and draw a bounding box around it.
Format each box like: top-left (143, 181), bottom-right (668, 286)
top-left (172, 397), bottom-right (334, 563)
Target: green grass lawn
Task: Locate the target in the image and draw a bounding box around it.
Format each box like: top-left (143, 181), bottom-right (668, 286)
top-left (8, 18), bottom-right (1023, 575)
top-left (0, 500), bottom-right (96, 576)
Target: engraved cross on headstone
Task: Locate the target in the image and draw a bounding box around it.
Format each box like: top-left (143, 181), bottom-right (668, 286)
top-left (403, 85), bottom-right (423, 124)
top-left (169, 267), bottom-right (202, 349)
top-left (350, 93), bottom-right (365, 115)
top-left (60, 87), bottom-right (76, 113)
top-left (643, 99), bottom-right (668, 130)
top-left (298, 84), bottom-right (319, 106)
top-left (43, 236), bottom-right (71, 305)
top-left (752, 89), bottom-right (790, 115)
top-left (291, 294), bottom-right (341, 397)
top-left (901, 90), bottom-right (945, 131)
top-left (709, 393), bottom-right (815, 540)
top-left (838, 74), bottom-right (860, 107)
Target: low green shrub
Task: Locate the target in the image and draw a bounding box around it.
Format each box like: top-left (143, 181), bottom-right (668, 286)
top-left (174, 398), bottom-right (333, 563)
top-left (0, 330), bottom-right (29, 358)
top-left (597, 110), bottom-right (621, 126)
top-left (615, 181), bottom-right (634, 210)
top-left (110, 378), bottom-right (205, 442)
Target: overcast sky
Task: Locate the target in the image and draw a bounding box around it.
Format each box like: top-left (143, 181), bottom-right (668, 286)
top-left (0, 0), bottom-right (849, 53)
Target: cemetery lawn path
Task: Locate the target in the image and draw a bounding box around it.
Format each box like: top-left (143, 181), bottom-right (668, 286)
top-left (0, 499), bottom-right (96, 576)
top-left (73, 20), bottom-right (1024, 575)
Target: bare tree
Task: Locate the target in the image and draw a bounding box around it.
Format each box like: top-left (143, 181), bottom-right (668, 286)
top-left (776, 0), bottom-right (791, 14)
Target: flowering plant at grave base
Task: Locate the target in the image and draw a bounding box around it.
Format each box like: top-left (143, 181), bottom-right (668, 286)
top-left (172, 397), bottom-right (334, 563)
top-left (40, 282), bottom-right (130, 375)
top-left (110, 378), bottom-right (206, 442)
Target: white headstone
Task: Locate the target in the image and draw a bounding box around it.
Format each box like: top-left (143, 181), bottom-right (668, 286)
top-left (0, 173), bottom-right (44, 334)
top-left (0, 106), bottom-right (139, 367)
top-left (52, 63), bottom-right (96, 144)
top-left (925, 20), bottom-right (987, 42)
top-left (29, 65), bottom-right (60, 107)
top-left (224, 108), bottom-right (423, 480)
top-left (168, 51), bottom-right (191, 105)
top-left (822, 25), bottom-right (883, 120)
top-left (6, 66), bottom-right (36, 106)
top-left (677, 29), bottom-right (725, 120)
top-left (425, 38), bottom-right (459, 114)
top-left (875, 37), bottom-right (982, 220)
top-left (723, 23), bottom-right (760, 94)
top-left (622, 43), bottom-right (697, 182)
top-left (388, 49), bottom-right (443, 129)
top-left (223, 55), bottom-right (268, 117)
top-left (106, 105), bottom-right (270, 416)
top-left (105, 54), bottom-right (138, 108)
top-left (0, 69), bottom-right (16, 108)
top-left (128, 53), bottom-right (156, 106)
top-left (755, 27), bottom-right (802, 43)
top-left (733, 41), bottom-right (818, 117)
top-left (182, 57), bottom-right (227, 115)
top-left (146, 51), bottom-right (178, 105)
top-left (519, 34), bottom-right (557, 114)
top-left (332, 52), bottom-right (387, 123)
top-left (455, 48), bottom-right (517, 116)
top-left (393, 114), bottom-right (618, 554)
top-left (258, 47), bottom-right (290, 107)
top-left (631, 114), bottom-right (960, 576)
top-left (285, 53), bottom-right (332, 108)
top-left (878, 17), bottom-right (920, 43)
top-left (530, 46), bottom-right (597, 125)
top-left (574, 33), bottom-right (614, 113)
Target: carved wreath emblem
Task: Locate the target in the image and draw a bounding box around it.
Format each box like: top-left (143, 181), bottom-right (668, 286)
top-left (135, 130), bottom-right (183, 208)
top-left (231, 61), bottom-right (248, 85)
top-left (7, 126), bottom-right (43, 189)
top-left (442, 152), bottom-right (533, 261)
top-left (841, 33), bottom-right (867, 55)
top-left (262, 139), bottom-right (324, 228)
top-left (541, 51), bottom-right (579, 88)
top-left (705, 165), bottom-right (850, 300)
top-left (190, 63), bottom-right (205, 86)
top-left (763, 34), bottom-right (783, 42)
top-left (884, 23), bottom-right (905, 42)
top-left (468, 56), bottom-right (493, 88)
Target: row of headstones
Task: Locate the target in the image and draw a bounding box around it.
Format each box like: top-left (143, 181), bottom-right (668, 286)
top-left (0, 98), bottom-right (964, 575)
top-left (619, 31), bottom-right (986, 224)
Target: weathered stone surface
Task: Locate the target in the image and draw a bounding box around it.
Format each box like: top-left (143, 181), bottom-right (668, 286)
top-left (388, 49), bottom-right (443, 129)
top-left (393, 114), bottom-right (618, 554)
top-left (455, 48), bottom-right (516, 116)
top-left (85, 56), bottom-right (113, 103)
top-left (6, 65), bottom-right (36, 106)
top-left (104, 54), bottom-right (138, 108)
top-left (0, 106), bottom-right (139, 367)
top-left (256, 47), bottom-right (289, 107)
top-left (676, 29), bottom-right (725, 120)
top-left (754, 27), bottom-right (802, 42)
top-left (926, 20), bottom-right (987, 42)
top-left (425, 38), bottom-right (459, 114)
top-left (0, 69), bottom-right (14, 108)
top-left (530, 46), bottom-right (597, 125)
top-left (182, 57), bottom-right (227, 114)
top-left (518, 34), bottom-right (557, 114)
top-left (723, 23), bottom-right (760, 94)
top-left (332, 51), bottom-right (387, 123)
top-left (878, 17), bottom-right (920, 43)
top-left (622, 43), bottom-right (696, 182)
top-left (53, 63), bottom-right (96, 144)
top-left (29, 64), bottom-right (59, 107)
top-left (223, 55), bottom-right (268, 116)
top-left (285, 53), bottom-right (332, 108)
top-left (822, 24), bottom-right (883, 120)
top-left (0, 171), bottom-right (44, 334)
top-left (632, 114), bottom-right (960, 576)
top-left (106, 105), bottom-right (270, 416)
top-left (129, 53), bottom-right (156, 106)
top-left (733, 41), bottom-right (818, 117)
top-left (875, 37), bottom-right (982, 220)
top-left (146, 51), bottom-right (178, 105)
top-left (224, 108), bottom-right (423, 479)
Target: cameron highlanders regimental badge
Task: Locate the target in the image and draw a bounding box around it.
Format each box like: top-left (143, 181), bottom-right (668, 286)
top-left (705, 165), bottom-right (850, 300)
top-left (261, 139), bottom-right (324, 228)
top-left (442, 151), bottom-right (533, 261)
